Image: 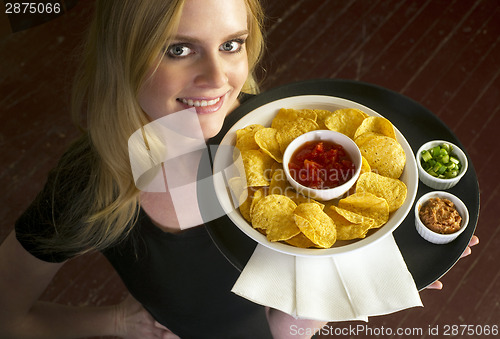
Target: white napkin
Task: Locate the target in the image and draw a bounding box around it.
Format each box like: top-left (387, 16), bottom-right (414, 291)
top-left (231, 234), bottom-right (422, 322)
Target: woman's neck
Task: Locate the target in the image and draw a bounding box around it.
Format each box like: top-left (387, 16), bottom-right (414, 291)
top-left (140, 149), bottom-right (204, 233)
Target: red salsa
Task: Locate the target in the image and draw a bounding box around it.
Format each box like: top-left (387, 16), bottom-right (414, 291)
top-left (288, 140), bottom-right (356, 189)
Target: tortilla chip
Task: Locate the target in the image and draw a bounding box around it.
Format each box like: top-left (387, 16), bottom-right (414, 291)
top-left (271, 108), bottom-right (318, 130)
top-left (276, 118), bottom-right (319, 153)
top-left (357, 134), bottom-right (406, 179)
top-left (249, 188), bottom-right (266, 223)
top-left (311, 109), bottom-right (333, 130)
top-left (360, 156), bottom-right (371, 174)
top-left (241, 150), bottom-right (275, 187)
top-left (251, 194), bottom-right (300, 241)
top-left (326, 206), bottom-right (374, 240)
top-left (294, 203), bottom-right (337, 248)
top-left (235, 124), bottom-right (265, 151)
top-left (285, 232), bottom-right (317, 248)
top-left (238, 187), bottom-right (261, 222)
top-left (353, 116), bottom-right (397, 140)
top-left (356, 172), bottom-right (407, 212)
top-left (325, 108), bottom-right (367, 139)
top-left (255, 127), bottom-right (283, 163)
top-left (338, 192), bottom-right (389, 228)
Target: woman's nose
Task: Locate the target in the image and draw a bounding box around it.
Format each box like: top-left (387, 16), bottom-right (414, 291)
top-left (194, 54), bottom-right (228, 88)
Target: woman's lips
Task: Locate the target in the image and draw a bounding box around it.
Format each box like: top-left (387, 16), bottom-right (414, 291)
top-left (177, 94), bottom-right (226, 115)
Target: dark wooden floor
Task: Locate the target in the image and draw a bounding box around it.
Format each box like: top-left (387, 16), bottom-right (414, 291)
top-left (1, 1), bottom-right (499, 338)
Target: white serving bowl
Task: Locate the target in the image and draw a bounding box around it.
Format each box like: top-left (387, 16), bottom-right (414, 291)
top-left (416, 140), bottom-right (468, 190)
top-left (213, 95), bottom-right (418, 257)
top-left (414, 191), bottom-right (469, 244)
top-left (282, 130), bottom-right (362, 201)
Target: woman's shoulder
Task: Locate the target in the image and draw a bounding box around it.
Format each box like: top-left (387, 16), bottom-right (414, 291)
top-left (57, 133), bottom-right (95, 171)
top-left (14, 133), bottom-right (98, 262)
top-left (43, 134), bottom-right (97, 208)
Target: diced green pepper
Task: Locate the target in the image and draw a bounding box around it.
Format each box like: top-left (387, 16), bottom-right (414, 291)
top-left (432, 146), bottom-right (441, 156)
top-left (421, 150), bottom-right (432, 162)
top-left (420, 143), bottom-right (461, 179)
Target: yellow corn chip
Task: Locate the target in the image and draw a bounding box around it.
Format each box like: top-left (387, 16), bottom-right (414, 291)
top-left (353, 116), bottom-right (397, 140)
top-left (357, 134), bottom-right (406, 179)
top-left (325, 108), bottom-right (367, 139)
top-left (355, 172), bottom-right (407, 212)
top-left (241, 150), bottom-right (275, 187)
top-left (326, 206), bottom-right (374, 240)
top-left (271, 108), bottom-right (318, 130)
top-left (294, 203), bottom-right (336, 248)
top-left (235, 124), bottom-right (265, 151)
top-left (252, 194), bottom-right (300, 241)
top-left (276, 118), bottom-right (319, 153)
top-left (338, 192), bottom-right (389, 228)
top-left (255, 127), bottom-right (283, 163)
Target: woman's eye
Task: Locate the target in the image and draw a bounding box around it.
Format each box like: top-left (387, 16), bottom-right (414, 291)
top-left (166, 44), bottom-right (193, 58)
top-left (220, 39), bottom-right (244, 53)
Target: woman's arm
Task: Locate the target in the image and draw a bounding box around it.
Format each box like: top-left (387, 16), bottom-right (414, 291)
top-left (0, 230), bottom-right (118, 338)
top-left (0, 230), bottom-right (178, 339)
top-left (266, 308), bottom-right (327, 339)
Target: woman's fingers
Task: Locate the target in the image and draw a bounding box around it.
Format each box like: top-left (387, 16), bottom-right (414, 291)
top-left (461, 235), bottom-right (479, 258)
top-left (154, 321), bottom-right (168, 330)
top-left (469, 235), bottom-right (479, 247)
top-left (426, 280), bottom-right (443, 290)
top-left (154, 321), bottom-right (181, 339)
top-left (461, 247), bottom-right (471, 258)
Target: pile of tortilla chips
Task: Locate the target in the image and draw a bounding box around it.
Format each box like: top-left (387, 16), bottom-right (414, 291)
top-left (232, 107), bottom-right (408, 249)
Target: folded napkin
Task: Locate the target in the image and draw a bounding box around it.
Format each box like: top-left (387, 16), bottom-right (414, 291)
top-left (231, 234), bottom-right (422, 322)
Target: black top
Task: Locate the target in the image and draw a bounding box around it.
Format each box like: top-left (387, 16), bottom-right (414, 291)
top-left (102, 211), bottom-right (272, 338)
top-left (15, 172), bottom-right (272, 338)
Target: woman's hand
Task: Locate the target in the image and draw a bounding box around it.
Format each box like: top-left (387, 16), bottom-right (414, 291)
top-left (426, 235), bottom-right (479, 290)
top-left (114, 294), bottom-right (180, 339)
top-left (266, 307), bottom-right (327, 339)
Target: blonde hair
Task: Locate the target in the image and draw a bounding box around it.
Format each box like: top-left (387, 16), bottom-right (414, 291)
top-left (39, 0), bottom-right (265, 257)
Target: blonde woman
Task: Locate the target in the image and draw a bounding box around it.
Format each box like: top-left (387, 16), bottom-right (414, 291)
top-left (0, 0), bottom-right (330, 338)
top-left (0, 0), bottom-right (480, 338)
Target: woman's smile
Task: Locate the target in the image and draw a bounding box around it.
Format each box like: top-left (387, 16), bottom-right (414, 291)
top-left (176, 92), bottom-right (227, 115)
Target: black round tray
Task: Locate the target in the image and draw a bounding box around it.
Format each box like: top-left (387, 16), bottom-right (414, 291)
top-left (200, 79), bottom-right (479, 291)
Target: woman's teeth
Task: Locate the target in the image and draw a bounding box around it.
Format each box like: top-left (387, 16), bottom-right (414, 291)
top-left (180, 97), bottom-right (220, 107)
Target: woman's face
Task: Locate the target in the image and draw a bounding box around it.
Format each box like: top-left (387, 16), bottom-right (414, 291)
top-left (138, 0), bottom-right (250, 139)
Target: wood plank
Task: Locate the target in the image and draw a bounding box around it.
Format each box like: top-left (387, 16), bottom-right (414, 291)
top-left (414, 2), bottom-right (500, 111)
top-left (361, 0), bottom-right (461, 91)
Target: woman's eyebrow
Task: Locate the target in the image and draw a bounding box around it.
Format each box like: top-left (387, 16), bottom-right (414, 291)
top-left (172, 30), bottom-right (249, 43)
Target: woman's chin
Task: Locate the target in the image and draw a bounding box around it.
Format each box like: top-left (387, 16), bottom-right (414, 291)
top-left (198, 108), bottom-right (229, 139)
top-left (200, 119), bottom-right (225, 139)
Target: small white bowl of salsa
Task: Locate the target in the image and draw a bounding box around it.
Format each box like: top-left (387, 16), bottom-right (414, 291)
top-left (282, 130), bottom-right (362, 201)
